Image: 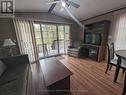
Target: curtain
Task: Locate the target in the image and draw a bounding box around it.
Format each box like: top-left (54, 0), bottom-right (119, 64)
top-left (13, 18), bottom-right (39, 63)
top-left (113, 12), bottom-right (126, 50)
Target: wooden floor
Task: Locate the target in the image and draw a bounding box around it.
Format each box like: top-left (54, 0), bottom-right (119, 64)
top-left (31, 55), bottom-right (125, 95)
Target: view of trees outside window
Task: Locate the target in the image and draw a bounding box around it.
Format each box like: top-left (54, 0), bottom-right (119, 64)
top-left (64, 25), bottom-right (70, 53)
top-left (58, 25), bottom-right (64, 54)
top-left (34, 23), bottom-right (70, 58)
top-left (34, 24), bottom-right (42, 45)
top-left (42, 24), bottom-right (57, 46)
top-left (42, 24), bottom-right (58, 56)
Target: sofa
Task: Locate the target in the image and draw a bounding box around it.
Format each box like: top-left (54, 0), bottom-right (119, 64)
top-left (0, 55), bottom-right (32, 95)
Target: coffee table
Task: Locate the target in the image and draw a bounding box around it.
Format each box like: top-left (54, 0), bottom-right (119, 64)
top-left (40, 57), bottom-right (73, 95)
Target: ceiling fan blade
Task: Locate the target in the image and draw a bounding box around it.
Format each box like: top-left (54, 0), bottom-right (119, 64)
top-left (48, 0), bottom-right (60, 13)
top-left (47, 1), bottom-right (60, 5)
top-left (48, 3), bottom-right (57, 13)
top-left (67, 1), bottom-right (80, 8)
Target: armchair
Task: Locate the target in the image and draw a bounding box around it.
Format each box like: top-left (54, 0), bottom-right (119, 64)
top-left (67, 41), bottom-right (84, 58)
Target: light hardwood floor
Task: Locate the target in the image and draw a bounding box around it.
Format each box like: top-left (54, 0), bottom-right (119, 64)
top-left (31, 55), bottom-right (125, 95)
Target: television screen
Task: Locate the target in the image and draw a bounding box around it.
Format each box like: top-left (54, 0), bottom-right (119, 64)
top-left (84, 33), bottom-right (101, 45)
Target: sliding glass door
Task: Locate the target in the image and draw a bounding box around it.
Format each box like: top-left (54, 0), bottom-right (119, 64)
top-left (42, 24), bottom-right (58, 57)
top-left (58, 25), bottom-right (65, 54)
top-left (58, 25), bottom-right (70, 54)
top-left (34, 23), bottom-right (70, 58)
top-left (34, 24), bottom-right (44, 58)
top-left (64, 25), bottom-right (70, 53)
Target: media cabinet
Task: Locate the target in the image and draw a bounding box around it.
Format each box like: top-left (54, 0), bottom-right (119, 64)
top-left (83, 20), bottom-right (110, 62)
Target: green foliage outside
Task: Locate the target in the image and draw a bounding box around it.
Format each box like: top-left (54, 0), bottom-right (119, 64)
top-left (34, 24), bottom-right (70, 45)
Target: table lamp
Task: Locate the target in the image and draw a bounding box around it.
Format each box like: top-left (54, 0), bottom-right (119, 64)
top-left (3, 38), bottom-right (16, 56)
top-left (108, 35), bottom-right (112, 43)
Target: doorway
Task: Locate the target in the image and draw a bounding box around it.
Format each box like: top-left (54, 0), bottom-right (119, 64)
top-left (34, 23), bottom-right (70, 58)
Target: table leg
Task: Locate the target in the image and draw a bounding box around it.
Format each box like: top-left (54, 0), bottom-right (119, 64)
top-left (122, 72), bottom-right (126, 95)
top-left (114, 56), bottom-right (121, 82)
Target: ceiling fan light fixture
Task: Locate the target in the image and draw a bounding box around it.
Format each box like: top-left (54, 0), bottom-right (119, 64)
top-left (62, 1), bottom-right (66, 7)
top-left (68, 5), bottom-right (70, 8)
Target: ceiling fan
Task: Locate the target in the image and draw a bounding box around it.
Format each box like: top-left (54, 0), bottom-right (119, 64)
top-left (47, 0), bottom-right (83, 28)
top-left (48, 0), bottom-right (80, 13)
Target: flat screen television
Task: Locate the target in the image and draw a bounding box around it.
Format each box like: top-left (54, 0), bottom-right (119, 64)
top-left (84, 33), bottom-right (102, 45)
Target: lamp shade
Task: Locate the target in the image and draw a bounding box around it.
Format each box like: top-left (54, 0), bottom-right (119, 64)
top-left (3, 39), bottom-right (16, 47)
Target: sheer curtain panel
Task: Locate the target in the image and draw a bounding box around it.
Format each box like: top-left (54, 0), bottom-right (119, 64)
top-left (113, 13), bottom-right (126, 50)
top-left (13, 19), bottom-right (39, 63)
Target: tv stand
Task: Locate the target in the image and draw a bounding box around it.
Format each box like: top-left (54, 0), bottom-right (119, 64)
top-left (83, 20), bottom-right (110, 62)
top-left (82, 44), bottom-right (100, 61)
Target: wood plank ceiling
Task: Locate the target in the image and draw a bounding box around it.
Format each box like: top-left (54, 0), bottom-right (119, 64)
top-left (15, 0), bottom-right (126, 20)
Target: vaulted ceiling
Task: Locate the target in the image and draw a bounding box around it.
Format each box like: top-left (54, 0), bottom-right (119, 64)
top-left (16, 0), bottom-right (126, 20)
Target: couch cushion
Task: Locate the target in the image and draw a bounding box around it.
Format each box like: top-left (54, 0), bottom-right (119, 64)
top-left (0, 79), bottom-right (18, 95)
top-left (0, 60), bottom-right (6, 77)
top-left (0, 77), bottom-right (27, 95)
top-left (73, 41), bottom-right (81, 48)
top-left (0, 63), bottom-right (29, 95)
top-left (0, 63), bottom-right (29, 85)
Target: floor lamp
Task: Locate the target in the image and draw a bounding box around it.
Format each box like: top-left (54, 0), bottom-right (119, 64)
top-left (3, 38), bottom-right (16, 56)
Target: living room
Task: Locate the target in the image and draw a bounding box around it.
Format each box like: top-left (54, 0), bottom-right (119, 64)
top-left (0, 0), bottom-right (126, 95)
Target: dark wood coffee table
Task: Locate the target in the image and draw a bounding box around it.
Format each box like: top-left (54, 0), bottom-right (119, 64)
top-left (40, 57), bottom-right (73, 95)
